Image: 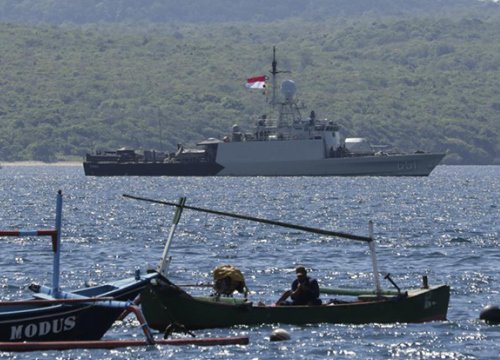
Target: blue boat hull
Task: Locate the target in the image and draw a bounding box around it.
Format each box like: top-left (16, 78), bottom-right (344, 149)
top-left (0, 273), bottom-right (157, 342)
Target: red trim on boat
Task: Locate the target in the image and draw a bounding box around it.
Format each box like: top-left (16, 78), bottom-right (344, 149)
top-left (0, 336), bottom-right (250, 351)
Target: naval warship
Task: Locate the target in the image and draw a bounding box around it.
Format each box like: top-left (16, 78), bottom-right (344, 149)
top-left (83, 49), bottom-right (444, 177)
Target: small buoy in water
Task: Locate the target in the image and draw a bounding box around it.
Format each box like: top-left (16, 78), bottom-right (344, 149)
top-left (270, 328), bottom-right (291, 342)
top-left (479, 304), bottom-right (500, 325)
top-left (84, 280), bottom-right (97, 287)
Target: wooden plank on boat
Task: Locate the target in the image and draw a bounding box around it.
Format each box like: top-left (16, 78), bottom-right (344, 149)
top-left (0, 336), bottom-right (249, 351)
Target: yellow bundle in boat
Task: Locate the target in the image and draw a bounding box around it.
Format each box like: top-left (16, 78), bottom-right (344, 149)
top-left (213, 265), bottom-right (248, 297)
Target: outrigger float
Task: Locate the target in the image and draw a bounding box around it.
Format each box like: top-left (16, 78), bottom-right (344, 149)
top-left (124, 194), bottom-right (451, 331)
top-left (0, 191), bottom-right (248, 351)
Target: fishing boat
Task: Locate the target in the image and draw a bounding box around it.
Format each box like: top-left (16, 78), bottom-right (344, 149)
top-left (0, 191), bottom-right (159, 343)
top-left (123, 195), bottom-right (450, 331)
top-left (83, 48), bottom-right (444, 177)
top-left (141, 278), bottom-right (450, 330)
top-left (0, 276), bottom-right (157, 342)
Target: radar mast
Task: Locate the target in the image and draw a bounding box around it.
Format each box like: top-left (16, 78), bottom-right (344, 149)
top-left (270, 46), bottom-right (290, 110)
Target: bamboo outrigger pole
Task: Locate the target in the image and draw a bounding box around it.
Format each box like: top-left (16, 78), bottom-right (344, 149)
top-left (53, 189), bottom-right (63, 296)
top-left (0, 190), bottom-right (63, 297)
top-left (123, 194), bottom-right (371, 242)
top-left (368, 221), bottom-right (382, 295)
top-left (157, 197), bottom-right (186, 276)
top-left (123, 193), bottom-right (383, 295)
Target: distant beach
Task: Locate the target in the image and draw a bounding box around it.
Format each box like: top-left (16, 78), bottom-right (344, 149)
top-left (1, 161), bottom-right (81, 166)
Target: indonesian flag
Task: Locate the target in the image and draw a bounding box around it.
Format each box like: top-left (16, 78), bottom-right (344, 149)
top-left (245, 75), bottom-right (266, 89)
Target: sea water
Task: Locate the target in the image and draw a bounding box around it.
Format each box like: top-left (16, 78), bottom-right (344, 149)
top-left (0, 165), bottom-right (498, 359)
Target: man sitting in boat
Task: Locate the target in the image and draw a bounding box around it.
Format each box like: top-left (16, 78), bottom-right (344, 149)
top-left (276, 266), bottom-right (321, 306)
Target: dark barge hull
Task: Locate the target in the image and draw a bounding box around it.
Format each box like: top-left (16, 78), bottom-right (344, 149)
top-left (83, 161), bottom-right (224, 176)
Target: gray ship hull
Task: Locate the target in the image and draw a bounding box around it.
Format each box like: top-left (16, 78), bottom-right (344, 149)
top-left (83, 152), bottom-right (444, 177)
top-left (216, 153), bottom-right (444, 176)
top-left (213, 138), bottom-right (444, 176)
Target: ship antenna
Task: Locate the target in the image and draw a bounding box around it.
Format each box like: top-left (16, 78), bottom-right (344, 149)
top-left (271, 46), bottom-right (277, 109)
top-left (270, 46), bottom-right (290, 110)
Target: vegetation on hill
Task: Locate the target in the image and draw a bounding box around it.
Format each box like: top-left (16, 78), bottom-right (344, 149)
top-left (0, 0), bottom-right (494, 24)
top-left (0, 2), bottom-right (499, 164)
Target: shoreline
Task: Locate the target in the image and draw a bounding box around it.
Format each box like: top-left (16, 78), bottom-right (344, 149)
top-left (1, 161), bottom-right (81, 167)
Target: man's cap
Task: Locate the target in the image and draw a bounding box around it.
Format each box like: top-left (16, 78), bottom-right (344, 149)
top-left (295, 266), bottom-right (307, 275)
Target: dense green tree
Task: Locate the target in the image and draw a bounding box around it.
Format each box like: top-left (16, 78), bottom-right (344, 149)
top-left (0, 0), bottom-right (495, 24)
top-left (0, 4), bottom-right (499, 164)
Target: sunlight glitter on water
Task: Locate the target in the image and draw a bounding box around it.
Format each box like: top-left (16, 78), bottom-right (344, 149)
top-left (0, 165), bottom-right (498, 359)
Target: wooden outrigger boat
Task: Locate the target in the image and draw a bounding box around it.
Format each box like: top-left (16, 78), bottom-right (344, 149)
top-left (0, 191), bottom-right (250, 350)
top-left (124, 194), bottom-right (451, 331)
top-left (141, 278), bottom-right (449, 330)
top-left (0, 275), bottom-right (158, 342)
top-left (0, 191), bottom-right (159, 343)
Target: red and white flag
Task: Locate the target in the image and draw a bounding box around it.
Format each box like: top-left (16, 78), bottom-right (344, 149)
top-left (245, 75), bottom-right (266, 89)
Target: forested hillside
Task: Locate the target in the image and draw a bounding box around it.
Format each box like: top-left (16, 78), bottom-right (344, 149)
top-left (0, 0), bottom-right (495, 24)
top-left (0, 1), bottom-right (499, 164)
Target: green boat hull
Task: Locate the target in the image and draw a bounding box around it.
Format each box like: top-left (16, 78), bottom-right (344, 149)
top-left (141, 278), bottom-right (450, 331)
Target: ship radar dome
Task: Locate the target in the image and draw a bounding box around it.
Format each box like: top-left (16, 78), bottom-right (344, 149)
top-left (281, 80), bottom-right (296, 101)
